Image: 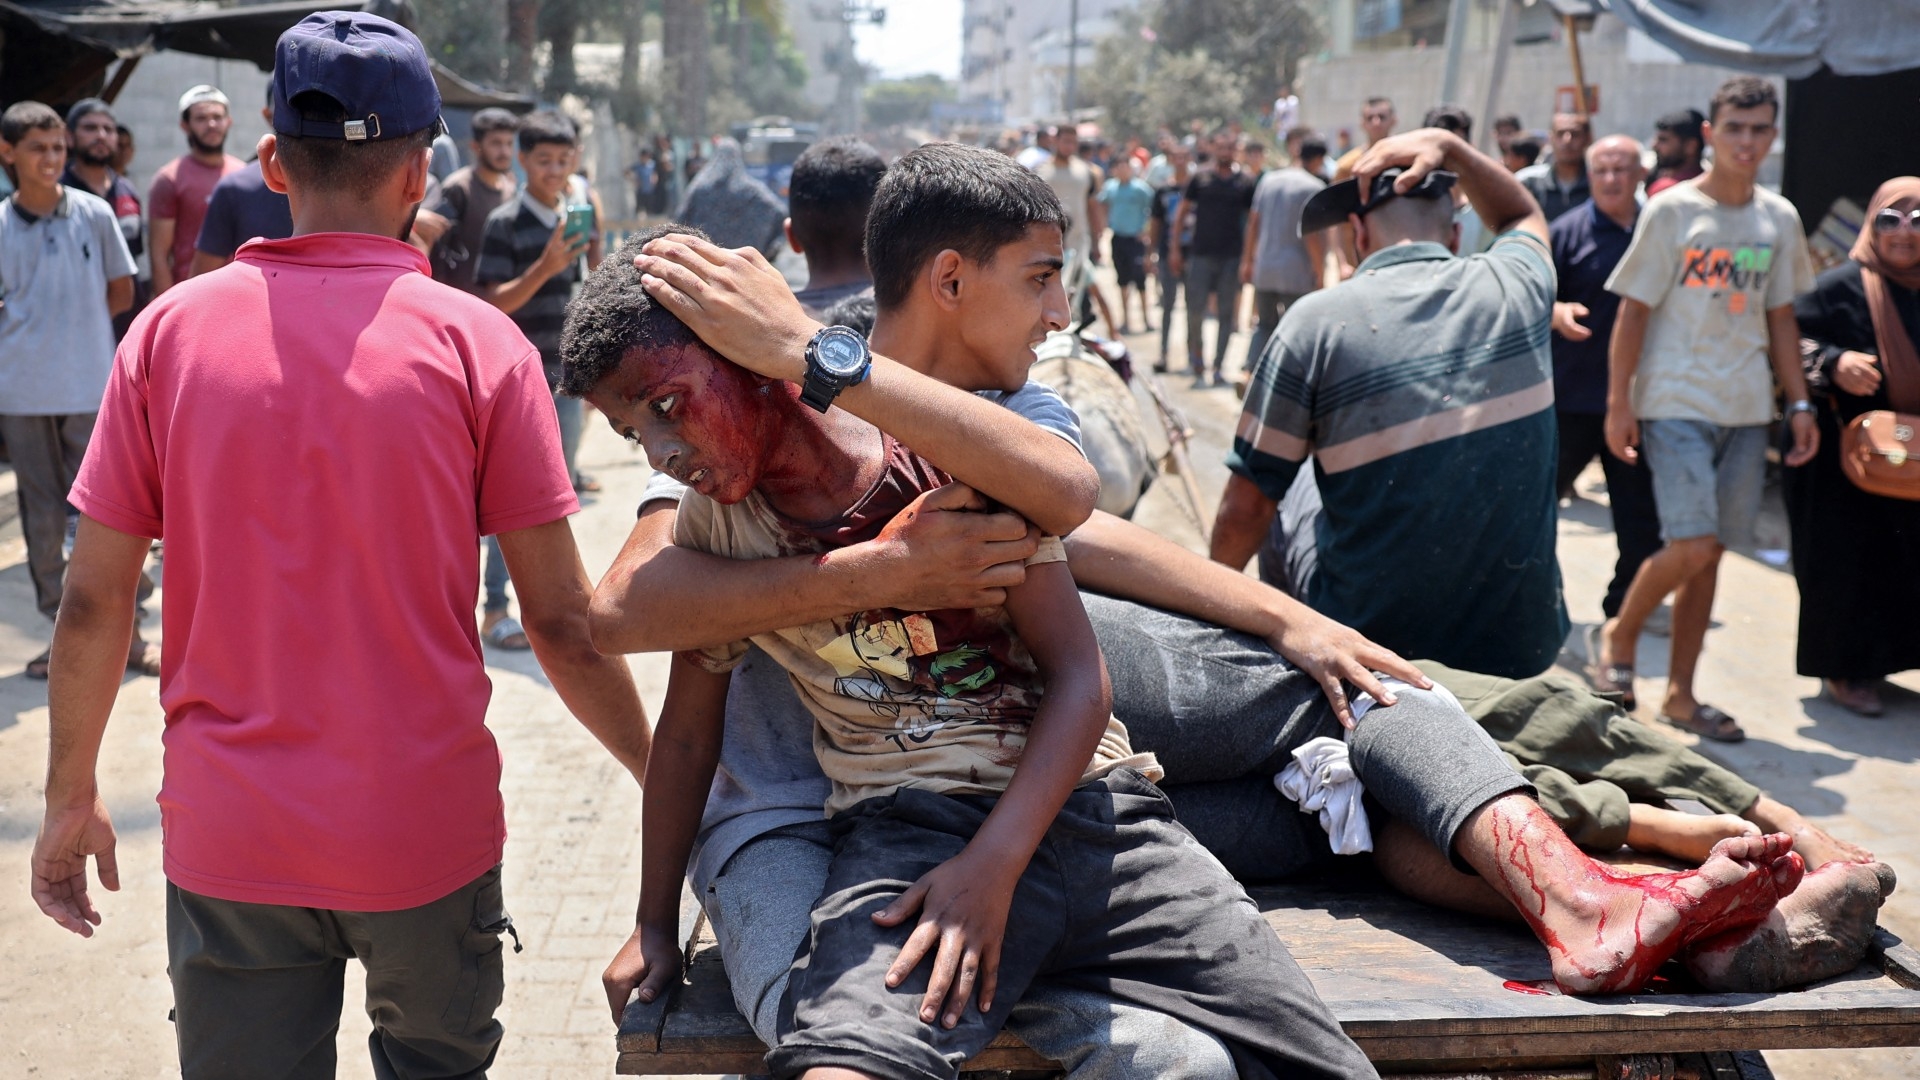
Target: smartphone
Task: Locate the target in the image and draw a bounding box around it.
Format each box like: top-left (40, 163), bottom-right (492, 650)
top-left (564, 204), bottom-right (595, 246)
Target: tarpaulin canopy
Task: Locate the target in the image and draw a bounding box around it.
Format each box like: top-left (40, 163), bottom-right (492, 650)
top-left (1, 0), bottom-right (531, 109)
top-left (1598, 0), bottom-right (1920, 78)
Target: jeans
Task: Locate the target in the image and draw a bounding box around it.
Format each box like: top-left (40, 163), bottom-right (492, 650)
top-left (1156, 247), bottom-right (1184, 362)
top-left (482, 536), bottom-right (509, 614)
top-left (1183, 254), bottom-right (1240, 376)
top-left (552, 388), bottom-right (582, 485)
top-left (702, 822), bottom-right (1238, 1079)
top-left (1555, 410), bottom-right (1661, 617)
top-left (1639, 419), bottom-right (1768, 545)
top-left (1245, 289), bottom-right (1304, 377)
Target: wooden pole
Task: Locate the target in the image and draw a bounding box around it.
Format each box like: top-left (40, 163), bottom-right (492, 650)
top-left (100, 55), bottom-right (141, 104)
top-left (1563, 12), bottom-right (1590, 117)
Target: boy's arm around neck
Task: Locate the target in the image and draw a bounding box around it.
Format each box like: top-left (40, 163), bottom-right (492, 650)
top-left (630, 234), bottom-right (1099, 536)
top-left (590, 495), bottom-right (1040, 655)
top-left (870, 560), bottom-right (1111, 1028)
top-left (603, 656), bottom-right (730, 1023)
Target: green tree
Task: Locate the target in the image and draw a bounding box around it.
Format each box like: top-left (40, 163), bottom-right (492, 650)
top-left (863, 74), bottom-right (955, 129)
top-left (1083, 9), bottom-right (1250, 138)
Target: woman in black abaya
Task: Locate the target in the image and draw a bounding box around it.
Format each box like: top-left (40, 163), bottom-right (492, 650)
top-left (1787, 176), bottom-right (1920, 716)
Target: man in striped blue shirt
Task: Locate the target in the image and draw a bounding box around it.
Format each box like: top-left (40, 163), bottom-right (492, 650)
top-left (1211, 127), bottom-right (1569, 679)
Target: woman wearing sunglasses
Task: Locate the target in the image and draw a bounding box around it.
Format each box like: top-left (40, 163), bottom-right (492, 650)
top-left (1785, 177), bottom-right (1920, 716)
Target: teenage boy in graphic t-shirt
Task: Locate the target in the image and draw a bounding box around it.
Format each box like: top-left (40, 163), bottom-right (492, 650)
top-left (30, 16), bottom-right (650, 1076)
top-left (1596, 76), bottom-right (1818, 744)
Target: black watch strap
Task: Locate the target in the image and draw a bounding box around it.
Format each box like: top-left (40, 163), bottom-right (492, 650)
top-left (800, 369), bottom-right (843, 412)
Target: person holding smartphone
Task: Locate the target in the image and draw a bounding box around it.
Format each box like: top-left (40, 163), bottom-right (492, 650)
top-left (478, 109), bottom-right (603, 493)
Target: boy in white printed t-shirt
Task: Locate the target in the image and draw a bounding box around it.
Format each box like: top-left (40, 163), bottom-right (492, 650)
top-left (1596, 76), bottom-right (1818, 743)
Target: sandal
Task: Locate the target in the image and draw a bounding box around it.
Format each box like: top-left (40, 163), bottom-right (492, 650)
top-left (573, 474), bottom-right (602, 494)
top-left (127, 639), bottom-right (161, 677)
top-left (1660, 703), bottom-right (1746, 743)
top-left (25, 646), bottom-right (50, 680)
top-left (483, 615), bottom-right (532, 651)
top-left (1582, 624), bottom-right (1636, 711)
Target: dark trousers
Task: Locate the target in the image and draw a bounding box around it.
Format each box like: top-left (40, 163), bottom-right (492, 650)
top-left (0, 412), bottom-right (94, 620)
top-left (769, 773), bottom-right (1378, 1080)
top-left (1555, 410), bottom-right (1662, 618)
top-left (167, 867), bottom-right (511, 1080)
top-left (1244, 289), bottom-right (1304, 376)
top-left (1183, 254), bottom-right (1240, 375)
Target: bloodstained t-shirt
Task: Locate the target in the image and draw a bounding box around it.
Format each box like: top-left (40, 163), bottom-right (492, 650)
top-left (71, 232), bottom-right (578, 911)
top-left (674, 432), bottom-right (1155, 816)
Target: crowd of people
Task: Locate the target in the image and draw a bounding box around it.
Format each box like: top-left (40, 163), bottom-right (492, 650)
top-left (9, 10), bottom-right (1916, 1080)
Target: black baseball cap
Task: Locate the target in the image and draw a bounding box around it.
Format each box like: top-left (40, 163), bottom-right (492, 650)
top-left (272, 11), bottom-right (443, 142)
top-left (1299, 168), bottom-right (1457, 237)
top-left (65, 98), bottom-right (113, 128)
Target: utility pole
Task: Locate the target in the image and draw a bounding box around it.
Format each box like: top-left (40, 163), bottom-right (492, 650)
top-left (1064, 0), bottom-right (1080, 120)
top-left (1438, 0), bottom-right (1471, 105)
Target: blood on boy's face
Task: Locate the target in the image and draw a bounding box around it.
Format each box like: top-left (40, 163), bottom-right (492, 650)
top-left (588, 341), bottom-right (781, 505)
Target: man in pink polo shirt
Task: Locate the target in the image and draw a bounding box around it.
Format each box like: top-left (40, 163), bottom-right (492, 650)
top-left (28, 12), bottom-right (651, 1077)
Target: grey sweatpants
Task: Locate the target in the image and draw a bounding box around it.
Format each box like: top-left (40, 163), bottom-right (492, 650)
top-left (166, 867), bottom-right (511, 1080)
top-left (1083, 592), bottom-right (1532, 878)
top-left (0, 411), bottom-right (94, 620)
top-left (769, 773), bottom-right (1378, 1080)
top-left (703, 820), bottom-right (1239, 1079)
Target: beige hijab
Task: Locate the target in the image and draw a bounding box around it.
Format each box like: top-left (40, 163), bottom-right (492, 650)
top-left (1848, 177), bottom-right (1920, 411)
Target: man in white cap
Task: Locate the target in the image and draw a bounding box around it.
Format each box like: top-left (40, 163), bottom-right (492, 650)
top-left (148, 84), bottom-right (241, 295)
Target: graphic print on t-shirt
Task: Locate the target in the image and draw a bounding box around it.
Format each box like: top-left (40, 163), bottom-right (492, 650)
top-left (1682, 244), bottom-right (1775, 312)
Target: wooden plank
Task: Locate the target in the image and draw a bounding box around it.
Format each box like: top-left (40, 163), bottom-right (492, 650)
top-left (618, 877), bottom-right (1920, 1073)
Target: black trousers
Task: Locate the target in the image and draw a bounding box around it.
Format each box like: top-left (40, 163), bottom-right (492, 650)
top-left (1556, 410), bottom-right (1662, 618)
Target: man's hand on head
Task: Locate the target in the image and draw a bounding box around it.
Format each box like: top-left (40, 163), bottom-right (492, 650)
top-left (857, 483), bottom-right (1040, 612)
top-left (1351, 128), bottom-right (1458, 206)
top-left (634, 234), bottom-right (820, 384)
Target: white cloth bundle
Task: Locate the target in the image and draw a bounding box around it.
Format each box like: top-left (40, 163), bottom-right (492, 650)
top-left (1273, 677), bottom-right (1458, 855)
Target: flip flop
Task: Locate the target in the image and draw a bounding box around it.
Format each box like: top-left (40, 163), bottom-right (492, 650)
top-left (1582, 624), bottom-right (1636, 711)
top-left (483, 615), bottom-right (532, 651)
top-left (1660, 703), bottom-right (1746, 743)
top-left (24, 646), bottom-right (50, 680)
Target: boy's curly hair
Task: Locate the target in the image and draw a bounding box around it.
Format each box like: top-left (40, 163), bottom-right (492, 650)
top-left (558, 223), bottom-right (708, 397)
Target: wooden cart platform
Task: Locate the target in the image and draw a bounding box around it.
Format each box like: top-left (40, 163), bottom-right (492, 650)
top-left (616, 875), bottom-right (1920, 1078)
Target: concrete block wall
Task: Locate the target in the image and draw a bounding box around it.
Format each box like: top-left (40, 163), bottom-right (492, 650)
top-left (1298, 17), bottom-right (1786, 182)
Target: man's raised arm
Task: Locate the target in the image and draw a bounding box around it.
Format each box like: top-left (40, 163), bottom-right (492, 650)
top-left (628, 234), bottom-right (1099, 537)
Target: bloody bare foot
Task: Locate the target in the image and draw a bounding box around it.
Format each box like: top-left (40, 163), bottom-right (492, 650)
top-left (1460, 796), bottom-right (1801, 994)
top-left (1745, 796), bottom-right (1886, 889)
top-left (1682, 860), bottom-right (1889, 991)
top-left (1626, 805), bottom-right (1760, 863)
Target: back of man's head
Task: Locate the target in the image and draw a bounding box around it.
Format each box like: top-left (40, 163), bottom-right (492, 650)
top-left (865, 142), bottom-right (1068, 311)
top-left (518, 110), bottom-right (577, 154)
top-left (560, 223), bottom-right (709, 397)
top-left (1297, 134), bottom-right (1328, 168)
top-left (1358, 190), bottom-right (1455, 252)
top-left (269, 13), bottom-right (442, 203)
top-left (1506, 136), bottom-right (1542, 168)
top-left (788, 136), bottom-right (887, 271)
top-left (1422, 104), bottom-right (1473, 143)
top-left (1, 101), bottom-right (62, 146)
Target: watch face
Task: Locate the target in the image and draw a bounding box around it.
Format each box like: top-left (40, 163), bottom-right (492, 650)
top-left (814, 327), bottom-right (868, 377)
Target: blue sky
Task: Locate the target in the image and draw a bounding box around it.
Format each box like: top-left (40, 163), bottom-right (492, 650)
top-left (851, 0), bottom-right (962, 81)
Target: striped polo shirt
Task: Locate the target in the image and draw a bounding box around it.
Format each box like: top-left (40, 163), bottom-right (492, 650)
top-left (476, 189), bottom-right (581, 382)
top-left (1227, 232), bottom-right (1568, 677)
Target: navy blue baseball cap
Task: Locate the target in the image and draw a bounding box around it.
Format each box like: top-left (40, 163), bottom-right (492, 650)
top-left (272, 11), bottom-right (443, 142)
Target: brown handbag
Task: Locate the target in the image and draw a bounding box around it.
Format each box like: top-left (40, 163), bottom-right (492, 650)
top-left (1841, 410), bottom-right (1920, 500)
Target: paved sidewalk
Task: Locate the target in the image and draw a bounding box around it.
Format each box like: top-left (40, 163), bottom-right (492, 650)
top-left (2, 291), bottom-right (1915, 1077)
